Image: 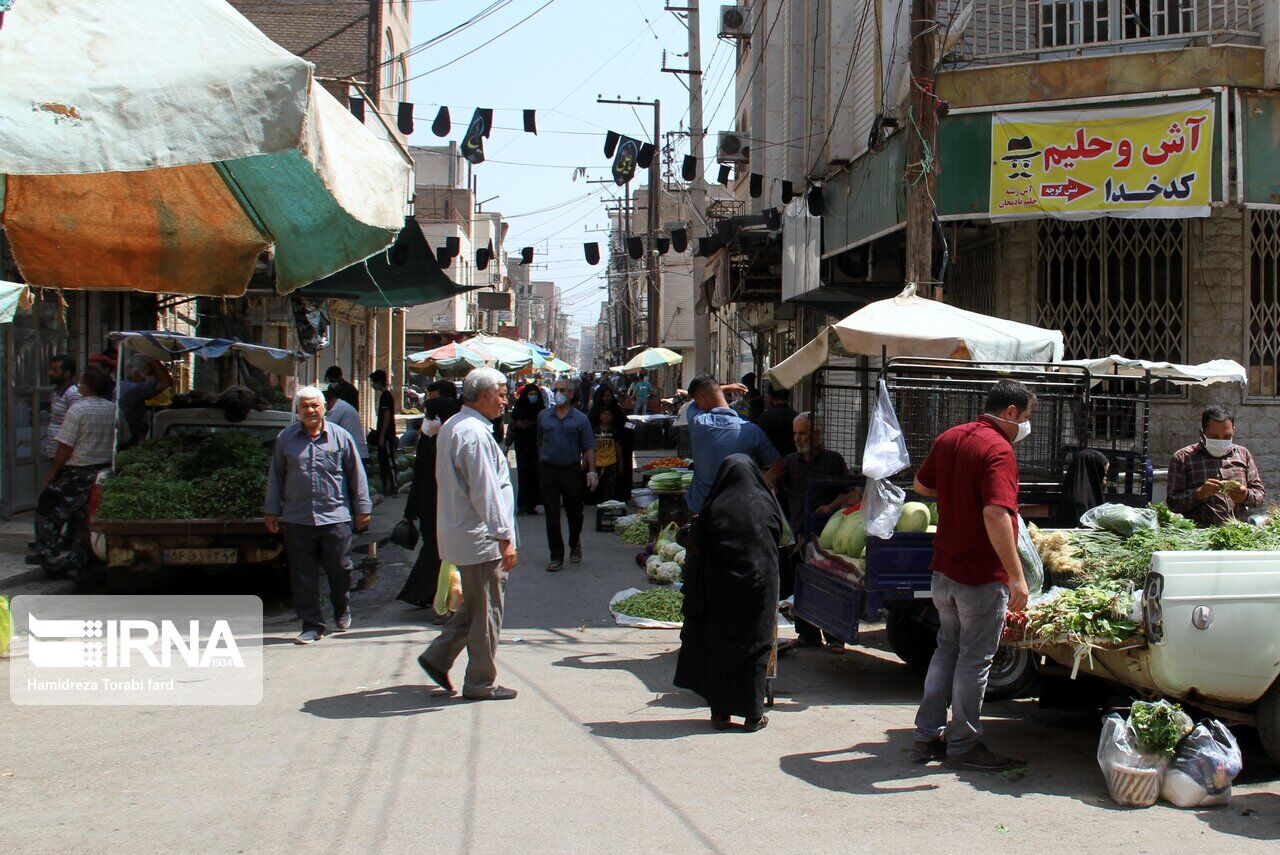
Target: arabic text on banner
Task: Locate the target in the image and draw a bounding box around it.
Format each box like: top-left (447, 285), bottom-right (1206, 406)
top-left (989, 98), bottom-right (1214, 220)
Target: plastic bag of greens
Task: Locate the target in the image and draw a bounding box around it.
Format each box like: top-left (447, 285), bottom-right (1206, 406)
top-left (863, 477), bottom-right (906, 540)
top-left (1016, 515), bottom-right (1045, 593)
top-left (1160, 720), bottom-right (1243, 808)
top-left (1097, 713), bottom-right (1168, 807)
top-left (1079, 503), bottom-right (1159, 537)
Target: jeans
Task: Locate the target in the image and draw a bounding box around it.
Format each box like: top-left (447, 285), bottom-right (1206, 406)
top-left (913, 571), bottom-right (1009, 756)
top-left (633, 399), bottom-right (647, 415)
top-left (423, 559), bottom-right (507, 695)
top-left (284, 521), bottom-right (353, 632)
top-left (540, 462), bottom-right (584, 561)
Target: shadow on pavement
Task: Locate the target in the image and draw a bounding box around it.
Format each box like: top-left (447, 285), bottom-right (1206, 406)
top-left (302, 684), bottom-right (450, 719)
top-left (554, 650), bottom-right (679, 695)
top-left (1195, 792), bottom-right (1280, 840)
top-left (583, 718), bottom-right (717, 740)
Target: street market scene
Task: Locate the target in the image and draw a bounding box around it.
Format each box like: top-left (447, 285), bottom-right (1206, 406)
top-left (4, 0), bottom-right (1280, 851)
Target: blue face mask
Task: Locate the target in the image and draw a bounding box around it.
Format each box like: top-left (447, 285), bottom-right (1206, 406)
top-left (554, 391), bottom-right (569, 407)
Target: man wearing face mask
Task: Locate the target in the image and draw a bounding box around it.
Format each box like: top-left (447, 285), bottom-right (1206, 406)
top-left (1167, 405), bottom-right (1265, 527)
top-left (537, 379), bottom-right (597, 571)
top-left (910, 379), bottom-right (1034, 772)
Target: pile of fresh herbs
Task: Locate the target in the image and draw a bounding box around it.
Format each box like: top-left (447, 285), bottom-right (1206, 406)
top-left (97, 432), bottom-right (272, 520)
top-left (1021, 582), bottom-right (1137, 647)
top-left (1129, 699), bottom-right (1193, 757)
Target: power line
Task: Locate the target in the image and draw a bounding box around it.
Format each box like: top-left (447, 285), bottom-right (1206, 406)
top-left (404, 0), bottom-right (560, 84)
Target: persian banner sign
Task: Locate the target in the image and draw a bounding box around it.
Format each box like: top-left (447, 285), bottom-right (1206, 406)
top-left (989, 98), bottom-right (1214, 220)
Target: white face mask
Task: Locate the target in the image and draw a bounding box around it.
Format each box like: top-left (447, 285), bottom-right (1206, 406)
top-left (554, 391), bottom-right (569, 407)
top-left (424, 417), bottom-right (442, 438)
top-left (989, 414), bottom-right (1032, 444)
top-left (1203, 436), bottom-right (1234, 458)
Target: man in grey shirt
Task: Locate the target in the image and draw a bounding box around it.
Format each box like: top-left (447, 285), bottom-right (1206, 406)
top-left (323, 387), bottom-right (370, 461)
top-left (418, 367), bottom-right (519, 701)
top-left (265, 386), bottom-right (372, 644)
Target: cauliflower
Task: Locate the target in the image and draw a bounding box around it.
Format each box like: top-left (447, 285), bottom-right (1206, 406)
top-left (646, 555), bottom-right (664, 573)
top-left (672, 548), bottom-right (686, 566)
top-left (658, 541), bottom-right (682, 561)
top-left (648, 561), bottom-right (682, 584)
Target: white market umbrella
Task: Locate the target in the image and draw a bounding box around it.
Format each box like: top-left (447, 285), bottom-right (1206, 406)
top-left (771, 284), bottom-right (1065, 388)
top-left (612, 347), bottom-right (684, 373)
top-left (0, 0), bottom-right (411, 297)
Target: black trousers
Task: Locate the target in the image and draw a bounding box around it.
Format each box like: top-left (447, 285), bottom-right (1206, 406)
top-left (514, 441), bottom-right (541, 512)
top-left (540, 462), bottom-right (584, 561)
top-left (376, 436), bottom-right (399, 495)
top-left (285, 521), bottom-right (352, 632)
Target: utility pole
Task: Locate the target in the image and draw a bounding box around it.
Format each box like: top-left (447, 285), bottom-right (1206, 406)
top-left (598, 96), bottom-right (662, 350)
top-left (904, 0), bottom-right (938, 294)
top-left (666, 1), bottom-right (707, 372)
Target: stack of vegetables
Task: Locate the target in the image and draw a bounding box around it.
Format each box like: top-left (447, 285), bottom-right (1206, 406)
top-left (97, 432), bottom-right (272, 520)
top-left (647, 470), bottom-right (685, 491)
top-left (613, 588), bottom-right (684, 622)
top-left (641, 457), bottom-right (687, 471)
top-left (614, 515), bottom-right (651, 545)
top-left (816, 501), bottom-right (937, 562)
top-left (637, 528), bottom-right (686, 584)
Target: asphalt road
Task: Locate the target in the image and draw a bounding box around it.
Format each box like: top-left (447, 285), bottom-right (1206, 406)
top-left (2, 496), bottom-right (1279, 853)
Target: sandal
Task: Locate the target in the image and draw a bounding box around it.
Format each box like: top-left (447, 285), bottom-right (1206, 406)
top-left (743, 715), bottom-right (769, 733)
top-left (545, 561), bottom-right (563, 573)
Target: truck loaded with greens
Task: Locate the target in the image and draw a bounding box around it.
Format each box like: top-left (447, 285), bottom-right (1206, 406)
top-left (89, 407), bottom-right (294, 591)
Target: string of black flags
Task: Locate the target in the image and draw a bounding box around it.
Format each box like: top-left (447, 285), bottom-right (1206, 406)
top-left (349, 98), bottom-right (826, 271)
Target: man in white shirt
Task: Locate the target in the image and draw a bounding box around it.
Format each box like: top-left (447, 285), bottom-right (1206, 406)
top-left (418, 367), bottom-right (520, 701)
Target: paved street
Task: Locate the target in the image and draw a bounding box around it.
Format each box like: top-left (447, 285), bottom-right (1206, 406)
top-left (2, 493), bottom-right (1278, 854)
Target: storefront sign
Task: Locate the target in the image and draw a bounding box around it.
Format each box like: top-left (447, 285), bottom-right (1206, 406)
top-left (989, 98), bottom-right (1214, 219)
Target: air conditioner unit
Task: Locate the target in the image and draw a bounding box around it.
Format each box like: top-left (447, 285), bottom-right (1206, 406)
top-left (719, 5), bottom-right (748, 38)
top-left (716, 131), bottom-right (750, 164)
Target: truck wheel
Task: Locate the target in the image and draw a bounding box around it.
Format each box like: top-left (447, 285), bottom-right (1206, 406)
top-left (984, 645), bottom-right (1038, 701)
top-left (1258, 678), bottom-right (1280, 765)
top-left (885, 602), bottom-right (939, 676)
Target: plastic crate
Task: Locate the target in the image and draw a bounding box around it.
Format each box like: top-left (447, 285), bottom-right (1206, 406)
top-left (595, 506), bottom-right (625, 532)
top-left (794, 562), bottom-right (865, 645)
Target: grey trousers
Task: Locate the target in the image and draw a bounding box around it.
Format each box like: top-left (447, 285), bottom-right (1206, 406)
top-left (913, 571), bottom-right (1009, 755)
top-left (423, 558), bottom-right (507, 695)
top-left (284, 522), bottom-right (352, 632)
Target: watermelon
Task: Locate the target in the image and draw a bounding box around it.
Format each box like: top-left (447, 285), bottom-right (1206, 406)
top-left (897, 502), bottom-right (931, 532)
top-left (833, 509), bottom-right (867, 559)
top-left (818, 513), bottom-right (845, 550)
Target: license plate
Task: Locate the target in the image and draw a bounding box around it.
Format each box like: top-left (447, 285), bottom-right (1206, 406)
top-left (163, 547), bottom-right (238, 565)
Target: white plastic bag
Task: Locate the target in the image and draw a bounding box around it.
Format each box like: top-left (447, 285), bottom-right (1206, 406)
top-left (1015, 515), bottom-right (1045, 594)
top-left (1079, 502), bottom-right (1158, 536)
top-left (1098, 713), bottom-right (1169, 807)
top-left (863, 478), bottom-right (906, 540)
top-left (861, 380), bottom-right (910, 480)
top-left (1160, 720), bottom-right (1243, 808)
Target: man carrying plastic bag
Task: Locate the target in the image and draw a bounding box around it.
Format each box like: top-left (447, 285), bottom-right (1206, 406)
top-left (910, 380), bottom-right (1035, 771)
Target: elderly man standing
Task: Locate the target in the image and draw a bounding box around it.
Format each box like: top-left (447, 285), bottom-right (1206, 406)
top-left (418, 367), bottom-right (519, 701)
top-left (265, 387), bottom-right (371, 645)
top-left (538, 377), bottom-right (596, 572)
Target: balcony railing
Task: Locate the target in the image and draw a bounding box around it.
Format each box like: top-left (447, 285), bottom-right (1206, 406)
top-left (949, 0), bottom-right (1262, 66)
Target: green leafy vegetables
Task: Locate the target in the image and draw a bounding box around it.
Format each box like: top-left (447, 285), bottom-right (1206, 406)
top-left (1022, 582), bottom-right (1137, 646)
top-left (1129, 699), bottom-right (1193, 757)
top-left (97, 432), bottom-right (272, 520)
top-left (613, 588), bottom-right (684, 622)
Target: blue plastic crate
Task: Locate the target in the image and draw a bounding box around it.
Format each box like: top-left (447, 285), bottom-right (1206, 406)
top-left (864, 532), bottom-right (935, 599)
top-left (794, 562), bottom-right (864, 645)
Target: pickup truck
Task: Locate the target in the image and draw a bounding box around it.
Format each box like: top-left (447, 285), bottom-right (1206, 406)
top-left (1015, 549), bottom-right (1280, 764)
top-left (89, 407), bottom-right (293, 592)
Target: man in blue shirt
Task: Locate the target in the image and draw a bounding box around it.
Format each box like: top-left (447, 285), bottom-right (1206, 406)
top-left (685, 375), bottom-right (784, 514)
top-left (265, 386), bottom-right (372, 644)
top-left (537, 377), bottom-right (597, 572)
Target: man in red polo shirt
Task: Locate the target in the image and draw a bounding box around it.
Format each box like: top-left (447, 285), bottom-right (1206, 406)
top-left (909, 379), bottom-right (1033, 771)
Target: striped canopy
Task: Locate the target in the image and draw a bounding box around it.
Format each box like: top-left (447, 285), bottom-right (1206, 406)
top-left (0, 0), bottom-right (411, 297)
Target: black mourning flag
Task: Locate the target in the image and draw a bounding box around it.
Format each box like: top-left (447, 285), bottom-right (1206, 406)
top-left (682, 155), bottom-right (697, 181)
top-left (655, 237), bottom-right (670, 255)
top-left (584, 242), bottom-right (601, 265)
top-left (717, 164), bottom-right (731, 185)
top-left (627, 236), bottom-right (644, 259)
top-left (807, 185), bottom-right (825, 217)
top-left (431, 106), bottom-right (451, 137)
top-left (349, 96), bottom-right (365, 122)
top-left (604, 130), bottom-right (620, 158)
top-left (476, 248), bottom-right (492, 270)
top-left (397, 102), bottom-right (414, 135)
top-left (444, 236), bottom-right (460, 257)
top-left (637, 143), bottom-right (655, 170)
top-left (671, 228), bottom-right (688, 253)
top-left (749, 173), bottom-right (763, 198)
top-left (781, 180), bottom-right (795, 203)
top-left (436, 247), bottom-right (452, 269)
top-left (612, 136), bottom-right (642, 186)
top-left (524, 109), bottom-right (537, 134)
top-left (520, 246), bottom-right (534, 265)
top-left (461, 108), bottom-right (489, 165)
top-left (763, 207), bottom-right (781, 231)
top-left (478, 109), bottom-right (494, 137)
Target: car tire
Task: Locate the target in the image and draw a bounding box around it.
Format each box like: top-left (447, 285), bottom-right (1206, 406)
top-left (885, 602), bottom-right (939, 676)
top-left (1257, 678), bottom-right (1280, 765)
top-left (984, 645), bottom-right (1038, 701)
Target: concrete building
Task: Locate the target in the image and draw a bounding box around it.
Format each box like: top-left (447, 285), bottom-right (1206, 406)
top-left (718, 0), bottom-right (1280, 485)
top-left (531, 281), bottom-right (558, 349)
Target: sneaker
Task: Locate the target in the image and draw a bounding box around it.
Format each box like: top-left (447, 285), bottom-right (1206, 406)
top-left (334, 613), bottom-right (352, 632)
top-left (911, 738), bottom-right (947, 763)
top-left (294, 629), bottom-right (323, 645)
top-left (462, 686), bottom-right (518, 701)
top-left (945, 742), bottom-right (1021, 771)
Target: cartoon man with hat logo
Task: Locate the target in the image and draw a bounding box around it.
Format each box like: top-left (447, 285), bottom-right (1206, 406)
top-left (1001, 135), bottom-right (1040, 181)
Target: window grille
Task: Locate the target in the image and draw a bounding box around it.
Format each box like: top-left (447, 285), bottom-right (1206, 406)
top-left (1036, 218), bottom-right (1187, 365)
top-left (1248, 210), bottom-right (1280, 397)
top-left (948, 235), bottom-right (999, 316)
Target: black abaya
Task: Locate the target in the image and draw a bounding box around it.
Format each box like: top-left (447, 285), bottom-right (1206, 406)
top-left (397, 397), bottom-right (461, 606)
top-left (674, 454), bottom-right (784, 720)
top-left (511, 388), bottom-right (545, 512)
top-left (1054, 448), bottom-right (1109, 528)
